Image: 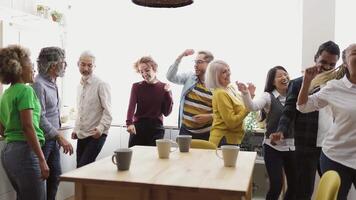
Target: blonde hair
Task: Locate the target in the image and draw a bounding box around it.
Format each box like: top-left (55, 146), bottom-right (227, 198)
top-left (205, 60), bottom-right (228, 89)
top-left (133, 56), bottom-right (158, 73)
top-left (0, 45), bottom-right (30, 84)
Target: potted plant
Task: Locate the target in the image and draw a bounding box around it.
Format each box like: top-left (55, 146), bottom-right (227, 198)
top-left (37, 5), bottom-right (50, 18)
top-left (50, 10), bottom-right (63, 23)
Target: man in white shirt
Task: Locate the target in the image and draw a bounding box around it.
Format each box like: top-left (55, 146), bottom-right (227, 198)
top-left (71, 51), bottom-right (112, 168)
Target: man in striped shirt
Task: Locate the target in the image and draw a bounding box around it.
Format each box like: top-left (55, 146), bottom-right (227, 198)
top-left (167, 49), bottom-right (214, 140)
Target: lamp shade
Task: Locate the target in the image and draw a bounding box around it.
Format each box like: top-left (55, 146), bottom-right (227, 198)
top-left (132, 0), bottom-right (193, 8)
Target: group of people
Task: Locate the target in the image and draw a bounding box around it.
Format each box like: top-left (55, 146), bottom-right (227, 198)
top-left (0, 46), bottom-right (112, 200)
top-left (126, 41), bottom-right (356, 200)
top-left (0, 40), bottom-right (355, 200)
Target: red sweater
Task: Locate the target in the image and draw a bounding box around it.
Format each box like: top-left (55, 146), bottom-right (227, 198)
top-left (126, 81), bottom-right (173, 125)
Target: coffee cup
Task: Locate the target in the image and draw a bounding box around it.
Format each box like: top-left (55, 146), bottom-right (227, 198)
top-left (156, 139), bottom-right (178, 159)
top-left (176, 135), bottom-right (192, 152)
top-left (112, 148), bottom-right (133, 170)
top-left (216, 145), bottom-right (239, 167)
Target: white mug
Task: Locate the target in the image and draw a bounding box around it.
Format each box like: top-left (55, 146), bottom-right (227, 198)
top-left (216, 145), bottom-right (240, 167)
top-left (156, 139), bottom-right (178, 159)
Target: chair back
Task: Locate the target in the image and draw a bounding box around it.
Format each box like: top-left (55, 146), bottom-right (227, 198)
top-left (315, 170), bottom-right (341, 200)
top-left (190, 139), bottom-right (217, 149)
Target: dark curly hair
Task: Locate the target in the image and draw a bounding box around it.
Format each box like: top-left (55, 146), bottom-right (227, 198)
top-left (0, 45), bottom-right (31, 84)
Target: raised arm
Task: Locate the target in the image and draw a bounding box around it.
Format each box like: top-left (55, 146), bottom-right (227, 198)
top-left (166, 49), bottom-right (194, 84)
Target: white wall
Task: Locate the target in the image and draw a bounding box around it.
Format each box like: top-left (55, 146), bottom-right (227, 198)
top-left (301, 0), bottom-right (336, 69)
top-left (62, 0), bottom-right (302, 127)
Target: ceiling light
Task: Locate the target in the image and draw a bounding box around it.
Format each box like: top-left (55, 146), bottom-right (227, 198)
top-left (132, 0), bottom-right (193, 8)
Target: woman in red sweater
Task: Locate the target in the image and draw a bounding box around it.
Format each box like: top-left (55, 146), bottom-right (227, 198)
top-left (126, 56), bottom-right (173, 147)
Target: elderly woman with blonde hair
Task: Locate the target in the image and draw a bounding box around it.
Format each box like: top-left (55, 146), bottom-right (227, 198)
top-left (205, 60), bottom-right (249, 146)
top-left (0, 45), bottom-right (49, 200)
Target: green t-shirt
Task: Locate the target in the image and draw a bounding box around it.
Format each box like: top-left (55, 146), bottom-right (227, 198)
top-left (0, 83), bottom-right (45, 145)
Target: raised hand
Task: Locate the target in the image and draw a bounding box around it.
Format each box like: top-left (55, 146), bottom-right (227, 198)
top-left (164, 83), bottom-right (171, 92)
top-left (182, 49), bottom-right (194, 57)
top-left (236, 81), bottom-right (248, 94)
top-left (247, 83), bottom-right (256, 97)
top-left (304, 66), bottom-right (319, 83)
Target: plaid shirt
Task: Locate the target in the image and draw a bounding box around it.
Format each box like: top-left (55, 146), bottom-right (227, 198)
top-left (277, 77), bottom-right (319, 147)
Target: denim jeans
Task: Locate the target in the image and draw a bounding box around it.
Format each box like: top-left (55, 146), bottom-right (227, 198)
top-left (320, 151), bottom-right (356, 200)
top-left (264, 144), bottom-right (296, 200)
top-left (76, 134), bottom-right (107, 168)
top-left (42, 139), bottom-right (61, 200)
top-left (179, 125), bottom-right (210, 141)
top-left (1, 142), bottom-right (46, 200)
top-left (295, 146), bottom-right (321, 200)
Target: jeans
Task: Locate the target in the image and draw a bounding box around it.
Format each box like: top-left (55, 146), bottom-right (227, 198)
top-left (42, 139), bottom-right (61, 200)
top-left (264, 144), bottom-right (296, 200)
top-left (129, 118), bottom-right (165, 147)
top-left (76, 134), bottom-right (107, 168)
top-left (1, 142), bottom-right (46, 200)
top-left (320, 151), bottom-right (356, 200)
top-left (295, 146), bottom-right (321, 200)
top-left (179, 125), bottom-right (210, 141)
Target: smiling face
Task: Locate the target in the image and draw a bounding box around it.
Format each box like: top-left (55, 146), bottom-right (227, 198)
top-left (218, 64), bottom-right (231, 87)
top-left (138, 63), bottom-right (156, 83)
top-left (273, 69), bottom-right (289, 93)
top-left (194, 53), bottom-right (209, 77)
top-left (315, 51), bottom-right (339, 73)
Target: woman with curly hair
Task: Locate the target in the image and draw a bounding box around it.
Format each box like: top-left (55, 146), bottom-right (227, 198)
top-left (126, 56), bottom-right (173, 147)
top-left (0, 45), bottom-right (49, 200)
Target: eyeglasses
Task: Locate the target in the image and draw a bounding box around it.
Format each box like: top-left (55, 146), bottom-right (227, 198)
top-left (194, 60), bottom-right (208, 65)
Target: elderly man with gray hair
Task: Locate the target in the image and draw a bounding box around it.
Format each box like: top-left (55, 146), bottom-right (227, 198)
top-left (33, 46), bottom-right (73, 200)
top-left (71, 51), bottom-right (112, 168)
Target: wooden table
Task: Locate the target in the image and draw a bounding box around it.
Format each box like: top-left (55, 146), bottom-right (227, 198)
top-left (60, 146), bottom-right (256, 200)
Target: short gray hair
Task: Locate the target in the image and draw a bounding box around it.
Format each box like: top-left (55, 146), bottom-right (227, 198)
top-left (205, 60), bottom-right (229, 89)
top-left (37, 47), bottom-right (65, 75)
top-left (79, 51), bottom-right (95, 62)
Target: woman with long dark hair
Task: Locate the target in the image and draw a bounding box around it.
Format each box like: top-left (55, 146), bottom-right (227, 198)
top-left (238, 66), bottom-right (296, 200)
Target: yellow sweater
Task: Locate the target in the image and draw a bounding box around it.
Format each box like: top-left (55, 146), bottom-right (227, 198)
top-left (209, 87), bottom-right (249, 146)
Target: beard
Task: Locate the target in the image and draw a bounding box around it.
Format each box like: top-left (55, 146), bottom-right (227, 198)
top-left (57, 68), bottom-right (65, 77)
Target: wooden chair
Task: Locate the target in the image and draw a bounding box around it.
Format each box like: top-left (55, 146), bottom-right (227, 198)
top-left (190, 139), bottom-right (217, 149)
top-left (314, 170), bottom-right (341, 200)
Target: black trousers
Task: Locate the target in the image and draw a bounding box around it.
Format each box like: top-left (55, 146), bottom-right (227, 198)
top-left (264, 144), bottom-right (296, 200)
top-left (129, 118), bottom-right (165, 147)
top-left (295, 146), bottom-right (321, 200)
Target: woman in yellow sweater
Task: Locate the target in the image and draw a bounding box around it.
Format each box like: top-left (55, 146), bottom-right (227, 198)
top-left (205, 60), bottom-right (250, 146)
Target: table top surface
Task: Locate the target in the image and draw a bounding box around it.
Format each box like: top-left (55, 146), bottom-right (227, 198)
top-left (60, 145), bottom-right (256, 193)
